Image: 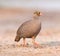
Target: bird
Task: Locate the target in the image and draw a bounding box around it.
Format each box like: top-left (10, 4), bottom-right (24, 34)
top-left (15, 11), bottom-right (42, 47)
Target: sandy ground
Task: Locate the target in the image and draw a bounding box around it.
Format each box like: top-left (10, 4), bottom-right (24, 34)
top-left (0, 8), bottom-right (60, 56)
top-left (0, 44), bottom-right (60, 56)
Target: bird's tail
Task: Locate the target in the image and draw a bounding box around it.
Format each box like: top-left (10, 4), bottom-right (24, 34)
top-left (15, 35), bottom-right (21, 42)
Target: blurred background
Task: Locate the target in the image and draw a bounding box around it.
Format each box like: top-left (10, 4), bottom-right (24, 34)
top-left (0, 0), bottom-right (60, 45)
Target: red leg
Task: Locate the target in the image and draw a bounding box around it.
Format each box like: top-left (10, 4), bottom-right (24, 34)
top-left (32, 36), bottom-right (41, 47)
top-left (22, 38), bottom-right (27, 47)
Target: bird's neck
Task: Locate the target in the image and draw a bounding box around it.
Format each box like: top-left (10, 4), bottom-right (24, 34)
top-left (33, 15), bottom-right (40, 20)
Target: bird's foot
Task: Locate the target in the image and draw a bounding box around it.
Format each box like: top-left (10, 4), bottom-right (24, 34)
top-left (33, 42), bottom-right (43, 48)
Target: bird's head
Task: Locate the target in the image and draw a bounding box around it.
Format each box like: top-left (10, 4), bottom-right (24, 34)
top-left (34, 11), bottom-right (42, 16)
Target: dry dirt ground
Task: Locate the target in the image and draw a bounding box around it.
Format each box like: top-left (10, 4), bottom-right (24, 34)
top-left (0, 43), bottom-right (60, 56)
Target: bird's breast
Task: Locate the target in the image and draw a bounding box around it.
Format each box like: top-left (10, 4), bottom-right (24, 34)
top-left (17, 19), bottom-right (41, 37)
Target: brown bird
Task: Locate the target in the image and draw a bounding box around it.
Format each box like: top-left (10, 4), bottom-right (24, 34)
top-left (15, 11), bottom-right (42, 47)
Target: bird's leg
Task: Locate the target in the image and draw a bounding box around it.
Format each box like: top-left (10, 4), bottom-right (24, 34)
top-left (23, 38), bottom-right (27, 47)
top-left (32, 36), bottom-right (40, 47)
